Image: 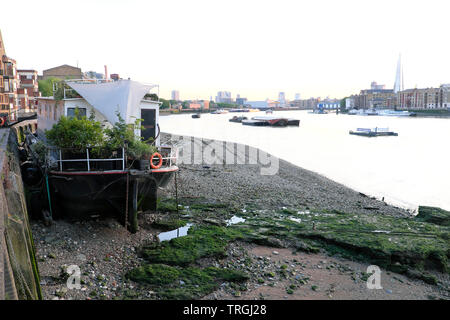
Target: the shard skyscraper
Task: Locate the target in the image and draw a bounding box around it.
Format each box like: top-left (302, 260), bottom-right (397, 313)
top-left (393, 54), bottom-right (404, 93)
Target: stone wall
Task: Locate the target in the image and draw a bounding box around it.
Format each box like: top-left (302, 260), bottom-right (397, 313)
top-left (0, 127), bottom-right (41, 300)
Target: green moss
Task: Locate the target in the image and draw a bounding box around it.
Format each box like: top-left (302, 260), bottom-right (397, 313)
top-left (156, 198), bottom-right (180, 212)
top-left (280, 208), bottom-right (297, 215)
top-left (190, 202), bottom-right (228, 211)
top-left (141, 225), bottom-right (248, 266)
top-left (126, 264), bottom-right (181, 285)
top-left (152, 218), bottom-right (187, 231)
top-left (241, 209), bottom-right (449, 276)
top-left (127, 264), bottom-right (248, 300)
top-left (416, 206), bottom-right (450, 226)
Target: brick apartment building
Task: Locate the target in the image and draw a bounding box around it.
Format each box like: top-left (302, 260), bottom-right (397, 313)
top-left (349, 83), bottom-right (397, 109)
top-left (289, 97), bottom-right (320, 110)
top-left (17, 69), bottom-right (40, 112)
top-left (0, 30), bottom-right (20, 121)
top-left (397, 85), bottom-right (450, 109)
top-left (1, 29), bottom-right (41, 122)
top-left (42, 64), bottom-right (82, 80)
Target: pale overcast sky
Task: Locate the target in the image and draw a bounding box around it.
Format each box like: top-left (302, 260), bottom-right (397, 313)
top-left (1, 0), bottom-right (449, 100)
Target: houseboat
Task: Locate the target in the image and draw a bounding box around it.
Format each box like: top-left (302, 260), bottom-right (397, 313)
top-left (23, 79), bottom-right (178, 232)
top-left (250, 116), bottom-right (300, 127)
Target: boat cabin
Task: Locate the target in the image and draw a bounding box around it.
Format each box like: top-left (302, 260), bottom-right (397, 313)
top-left (36, 79), bottom-right (161, 146)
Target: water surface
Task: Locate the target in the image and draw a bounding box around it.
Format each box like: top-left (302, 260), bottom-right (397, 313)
top-left (160, 110), bottom-right (450, 211)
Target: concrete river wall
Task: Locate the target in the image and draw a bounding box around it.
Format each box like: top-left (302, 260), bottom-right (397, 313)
top-left (0, 126), bottom-right (41, 300)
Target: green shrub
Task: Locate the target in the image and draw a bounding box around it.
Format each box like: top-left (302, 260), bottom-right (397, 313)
top-left (45, 109), bottom-right (104, 149)
top-left (104, 112), bottom-right (157, 159)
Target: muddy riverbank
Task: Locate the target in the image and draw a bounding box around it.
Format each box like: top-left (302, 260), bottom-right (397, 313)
top-left (30, 133), bottom-right (449, 300)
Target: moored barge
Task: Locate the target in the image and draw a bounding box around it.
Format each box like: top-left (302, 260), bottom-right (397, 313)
top-left (349, 127), bottom-right (398, 137)
top-left (23, 79), bottom-right (178, 232)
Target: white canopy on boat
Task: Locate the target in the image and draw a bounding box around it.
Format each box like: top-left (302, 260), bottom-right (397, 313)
top-left (66, 80), bottom-right (157, 125)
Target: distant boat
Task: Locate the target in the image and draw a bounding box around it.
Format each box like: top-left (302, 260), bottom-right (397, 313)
top-left (348, 109), bottom-right (416, 117)
top-left (211, 109), bottom-right (229, 114)
top-left (347, 109), bottom-right (378, 116)
top-left (265, 109), bottom-right (273, 114)
top-left (308, 109), bottom-right (328, 114)
top-left (192, 113), bottom-right (201, 119)
top-left (242, 119), bottom-right (269, 126)
top-left (229, 116), bottom-right (248, 123)
top-left (378, 109), bottom-right (416, 117)
top-left (365, 109), bottom-right (379, 116)
top-left (242, 116), bottom-right (300, 127)
top-left (349, 127), bottom-right (398, 137)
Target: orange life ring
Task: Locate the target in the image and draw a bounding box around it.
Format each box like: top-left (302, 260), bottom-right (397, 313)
top-left (0, 117), bottom-right (4, 127)
top-left (150, 152), bottom-right (163, 169)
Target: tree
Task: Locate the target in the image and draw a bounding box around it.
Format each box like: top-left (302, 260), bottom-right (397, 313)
top-left (38, 77), bottom-right (58, 97)
top-left (159, 98), bottom-right (170, 109)
top-left (340, 97), bottom-right (348, 112)
top-left (38, 78), bottom-right (80, 99)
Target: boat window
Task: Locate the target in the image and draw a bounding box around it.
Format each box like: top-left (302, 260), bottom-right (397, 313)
top-left (67, 107), bottom-right (87, 118)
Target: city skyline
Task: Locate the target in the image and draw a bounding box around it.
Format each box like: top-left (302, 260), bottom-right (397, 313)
top-left (1, 0), bottom-right (449, 101)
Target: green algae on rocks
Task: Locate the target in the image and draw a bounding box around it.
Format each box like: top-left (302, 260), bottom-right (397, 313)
top-left (126, 264), bottom-right (249, 300)
top-left (140, 225), bottom-right (250, 266)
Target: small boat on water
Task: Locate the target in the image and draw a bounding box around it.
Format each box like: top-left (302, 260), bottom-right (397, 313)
top-left (377, 109), bottom-right (417, 117)
top-left (349, 127), bottom-right (398, 137)
top-left (308, 109), bottom-right (328, 114)
top-left (242, 116), bottom-right (300, 127)
top-left (211, 109), bottom-right (229, 114)
top-left (192, 113), bottom-right (201, 119)
top-left (229, 108), bottom-right (249, 113)
top-left (229, 116), bottom-right (248, 123)
top-left (348, 109), bottom-right (416, 117)
top-left (348, 109), bottom-right (378, 116)
top-left (265, 109), bottom-right (273, 114)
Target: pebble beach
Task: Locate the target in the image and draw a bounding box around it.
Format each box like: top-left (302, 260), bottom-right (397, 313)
top-left (30, 133), bottom-right (449, 300)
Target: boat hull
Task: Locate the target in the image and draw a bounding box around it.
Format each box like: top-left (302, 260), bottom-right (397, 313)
top-left (46, 167), bottom-right (178, 220)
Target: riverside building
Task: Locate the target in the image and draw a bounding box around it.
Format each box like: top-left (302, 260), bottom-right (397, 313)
top-left (397, 85), bottom-right (450, 109)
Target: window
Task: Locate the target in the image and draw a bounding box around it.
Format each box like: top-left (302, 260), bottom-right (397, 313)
top-left (67, 107), bottom-right (87, 118)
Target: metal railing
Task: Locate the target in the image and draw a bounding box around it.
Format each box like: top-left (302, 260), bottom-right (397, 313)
top-left (57, 147), bottom-right (125, 172)
top-left (55, 146), bottom-right (177, 172)
top-left (159, 145), bottom-right (177, 168)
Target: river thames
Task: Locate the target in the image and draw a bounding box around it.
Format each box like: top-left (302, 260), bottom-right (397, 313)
top-left (160, 110), bottom-right (450, 211)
